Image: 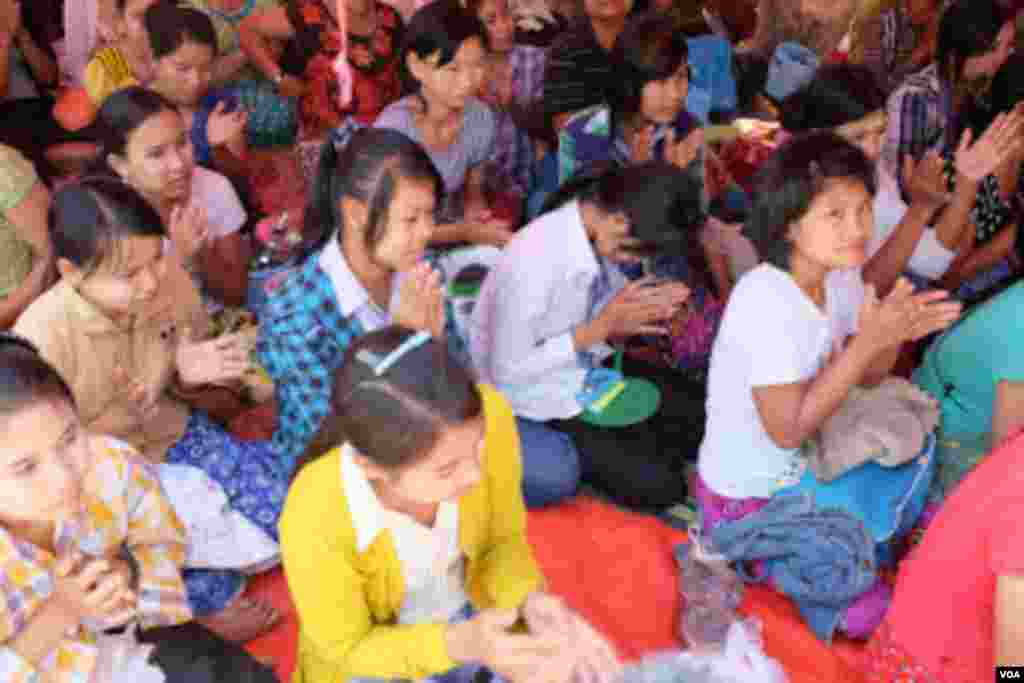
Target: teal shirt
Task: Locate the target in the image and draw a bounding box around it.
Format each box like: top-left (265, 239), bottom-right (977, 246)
top-left (914, 282), bottom-right (1024, 437)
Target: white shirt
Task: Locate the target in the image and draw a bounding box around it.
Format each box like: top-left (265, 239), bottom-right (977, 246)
top-left (340, 445), bottom-right (469, 625)
top-left (318, 238), bottom-right (401, 332)
top-left (869, 169), bottom-right (956, 281)
top-left (470, 201), bottom-right (625, 421)
top-left (698, 264), bottom-right (866, 499)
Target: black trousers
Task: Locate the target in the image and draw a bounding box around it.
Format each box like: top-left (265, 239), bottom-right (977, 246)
top-left (137, 622), bottom-right (279, 683)
top-left (550, 357), bottom-right (706, 511)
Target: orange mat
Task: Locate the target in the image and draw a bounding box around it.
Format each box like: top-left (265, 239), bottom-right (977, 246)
top-left (244, 497), bottom-right (867, 682)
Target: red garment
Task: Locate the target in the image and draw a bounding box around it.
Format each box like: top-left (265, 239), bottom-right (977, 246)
top-left (295, 0), bottom-right (403, 135)
top-left (866, 431), bottom-right (1024, 681)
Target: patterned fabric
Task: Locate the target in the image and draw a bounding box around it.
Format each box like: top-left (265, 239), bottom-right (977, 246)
top-left (165, 410), bottom-right (290, 614)
top-left (83, 46), bottom-right (139, 105)
top-left (184, 0), bottom-right (277, 59)
top-left (863, 622), bottom-right (943, 682)
top-left (193, 81), bottom-right (300, 158)
top-left (256, 251), bottom-right (368, 469)
top-left (557, 105), bottom-right (700, 184)
top-left (482, 45), bottom-right (547, 197)
top-left (694, 471), bottom-right (770, 537)
top-left (0, 437), bottom-right (191, 682)
top-left (288, 0), bottom-right (403, 135)
top-left (856, 6), bottom-right (921, 94)
top-left (882, 64), bottom-right (948, 193)
top-left (0, 145), bottom-right (38, 299)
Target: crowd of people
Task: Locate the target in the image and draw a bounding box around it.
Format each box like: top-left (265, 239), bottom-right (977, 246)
top-left (0, 0), bottom-right (1023, 680)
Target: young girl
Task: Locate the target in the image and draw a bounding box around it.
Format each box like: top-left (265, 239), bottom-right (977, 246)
top-left (84, 0), bottom-right (159, 105)
top-left (96, 87), bottom-right (250, 309)
top-left (374, 0), bottom-right (514, 246)
top-left (0, 145), bottom-right (52, 329)
top-left (780, 62), bottom-right (1023, 296)
top-left (143, 2), bottom-right (251, 182)
top-left (470, 161), bottom-right (706, 510)
top-left (696, 132), bottom-right (961, 638)
top-left (256, 127), bottom-right (579, 506)
top-left (863, 429), bottom-right (1024, 680)
top-left (13, 177), bottom-right (286, 643)
top-left (282, 325), bottom-right (619, 683)
top-left (0, 333), bottom-right (276, 682)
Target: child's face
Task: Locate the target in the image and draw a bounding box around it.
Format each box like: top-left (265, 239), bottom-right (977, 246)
top-left (117, 0), bottom-right (160, 59)
top-left (585, 204), bottom-right (641, 264)
top-left (411, 37), bottom-right (489, 112)
top-left (151, 40), bottom-right (216, 109)
top-left (370, 176), bottom-right (437, 273)
top-left (72, 235), bottom-right (168, 318)
top-left (583, 0), bottom-right (633, 22)
top-left (0, 400), bottom-right (85, 534)
top-left (111, 109), bottom-right (195, 206)
top-left (375, 416), bottom-right (486, 505)
top-left (640, 63), bottom-right (690, 126)
top-left (478, 0), bottom-right (516, 54)
top-left (788, 177), bottom-right (874, 271)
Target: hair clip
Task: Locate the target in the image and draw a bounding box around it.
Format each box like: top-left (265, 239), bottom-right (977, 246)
top-left (356, 331), bottom-right (433, 376)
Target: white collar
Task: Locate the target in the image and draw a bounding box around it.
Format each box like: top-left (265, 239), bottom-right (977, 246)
top-left (562, 200), bottom-right (603, 280)
top-left (319, 238), bottom-right (393, 319)
top-left (340, 444), bottom-right (458, 553)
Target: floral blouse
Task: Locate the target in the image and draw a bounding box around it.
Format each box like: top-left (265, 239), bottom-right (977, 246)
top-left (288, 0), bottom-right (403, 136)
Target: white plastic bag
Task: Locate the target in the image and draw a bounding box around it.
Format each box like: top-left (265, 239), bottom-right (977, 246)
top-left (90, 626), bottom-right (166, 683)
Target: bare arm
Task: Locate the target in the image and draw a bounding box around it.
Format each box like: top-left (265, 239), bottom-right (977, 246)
top-left (862, 202), bottom-right (935, 296)
top-left (991, 380), bottom-right (1024, 446)
top-left (239, 5), bottom-right (294, 82)
top-left (940, 222), bottom-right (1016, 291)
top-left (15, 26), bottom-right (57, 88)
top-left (209, 50), bottom-right (250, 87)
top-left (995, 574), bottom-right (1024, 666)
top-left (4, 598), bottom-right (80, 669)
top-left (196, 232), bottom-right (251, 309)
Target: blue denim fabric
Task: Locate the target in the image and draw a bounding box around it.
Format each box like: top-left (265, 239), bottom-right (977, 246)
top-left (516, 417), bottom-right (580, 508)
top-left (710, 492), bottom-right (877, 643)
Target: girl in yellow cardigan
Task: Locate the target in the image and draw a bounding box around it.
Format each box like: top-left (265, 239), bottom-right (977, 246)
top-left (281, 326), bottom-right (620, 683)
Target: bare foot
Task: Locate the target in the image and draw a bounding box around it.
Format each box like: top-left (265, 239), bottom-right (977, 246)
top-left (198, 597), bottom-right (281, 643)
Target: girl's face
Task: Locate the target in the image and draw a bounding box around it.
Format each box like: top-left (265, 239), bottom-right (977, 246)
top-left (837, 111), bottom-right (888, 163)
top-left (788, 177), bottom-right (874, 271)
top-left (0, 400), bottom-right (86, 535)
top-left (65, 235), bottom-right (168, 319)
top-left (478, 0), bottom-right (516, 54)
top-left (110, 109), bottom-right (195, 205)
top-left (151, 40), bottom-right (215, 109)
top-left (584, 203), bottom-right (641, 264)
top-left (368, 416), bottom-right (486, 505)
top-left (640, 63), bottom-right (690, 126)
top-left (583, 0), bottom-right (633, 22)
top-left (410, 37), bottom-right (489, 111)
top-left (117, 0), bottom-right (160, 59)
top-left (370, 176), bottom-right (437, 272)
top-left (963, 21), bottom-right (1016, 81)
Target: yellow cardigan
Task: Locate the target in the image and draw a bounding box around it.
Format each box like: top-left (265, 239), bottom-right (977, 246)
top-left (281, 385), bottom-right (545, 683)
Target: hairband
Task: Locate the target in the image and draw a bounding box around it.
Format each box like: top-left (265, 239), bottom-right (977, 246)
top-left (355, 330), bottom-right (432, 376)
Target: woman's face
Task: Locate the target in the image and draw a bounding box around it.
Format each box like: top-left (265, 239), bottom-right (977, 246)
top-left (371, 416), bottom-right (486, 505)
top-left (110, 109), bottom-right (195, 205)
top-left (963, 21), bottom-right (1016, 81)
top-left (788, 177), bottom-right (874, 271)
top-left (370, 176), bottom-right (437, 272)
top-left (151, 40), bottom-right (215, 109)
top-left (584, 202), bottom-right (641, 264)
top-left (0, 400), bottom-right (86, 534)
top-left (69, 235), bottom-right (168, 319)
top-left (478, 0), bottom-right (516, 54)
top-left (411, 37), bottom-right (489, 111)
top-left (583, 0), bottom-right (633, 22)
top-left (117, 0), bottom-right (160, 60)
top-left (640, 62), bottom-right (690, 125)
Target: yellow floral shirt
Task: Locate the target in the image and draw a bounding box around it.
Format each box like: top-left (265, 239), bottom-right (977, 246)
top-left (0, 436), bottom-right (191, 683)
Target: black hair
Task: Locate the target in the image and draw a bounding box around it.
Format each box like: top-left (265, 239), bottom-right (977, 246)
top-left (965, 52), bottom-right (1024, 137)
top-left (779, 63), bottom-right (886, 132)
top-left (302, 326), bottom-right (482, 468)
top-left (936, 0), bottom-right (1008, 87)
top-left (306, 127), bottom-right (443, 251)
top-left (144, 1), bottom-right (218, 61)
top-left (90, 87), bottom-right (177, 175)
top-left (400, 0), bottom-right (490, 96)
top-left (744, 131), bottom-right (876, 269)
top-left (0, 333), bottom-right (75, 416)
top-left (609, 12), bottom-right (689, 128)
top-left (544, 160), bottom-right (713, 287)
top-left (50, 176), bottom-right (165, 275)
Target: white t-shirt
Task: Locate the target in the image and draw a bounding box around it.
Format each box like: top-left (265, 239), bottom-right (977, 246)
top-left (698, 264), bottom-right (866, 499)
top-left (869, 170), bottom-right (956, 281)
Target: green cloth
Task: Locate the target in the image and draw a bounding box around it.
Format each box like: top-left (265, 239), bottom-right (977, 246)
top-left (0, 145), bottom-right (38, 299)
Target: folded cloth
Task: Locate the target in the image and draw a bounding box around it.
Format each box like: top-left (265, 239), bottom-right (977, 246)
top-left (806, 378), bottom-right (940, 482)
top-left (710, 492), bottom-right (877, 643)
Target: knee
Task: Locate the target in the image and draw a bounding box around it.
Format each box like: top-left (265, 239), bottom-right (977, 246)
top-left (518, 424), bottom-right (580, 508)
